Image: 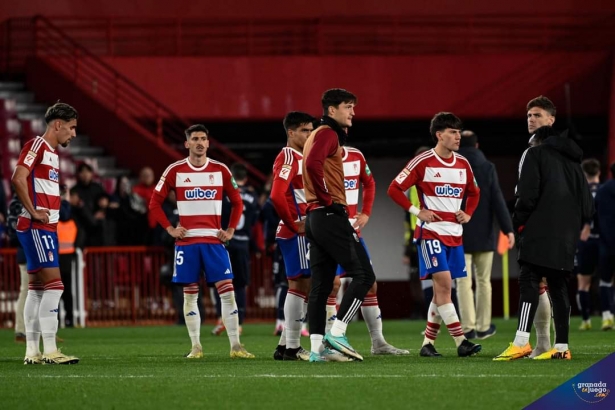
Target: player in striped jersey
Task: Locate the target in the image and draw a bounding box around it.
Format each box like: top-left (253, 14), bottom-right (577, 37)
top-left (388, 112), bottom-right (482, 357)
top-left (270, 111), bottom-right (314, 361)
top-left (149, 124), bottom-right (254, 360)
top-left (12, 102), bottom-right (80, 365)
top-left (329, 146), bottom-right (409, 355)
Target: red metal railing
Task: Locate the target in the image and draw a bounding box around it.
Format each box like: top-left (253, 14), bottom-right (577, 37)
top-left (0, 247), bottom-right (276, 328)
top-left (31, 14), bottom-right (615, 56)
top-left (0, 16), bottom-right (267, 184)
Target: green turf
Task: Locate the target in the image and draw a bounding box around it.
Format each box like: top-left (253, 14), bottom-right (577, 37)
top-left (0, 317), bottom-right (612, 410)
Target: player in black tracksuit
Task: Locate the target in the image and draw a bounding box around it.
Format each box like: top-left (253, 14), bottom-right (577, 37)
top-left (499, 126), bottom-right (594, 360)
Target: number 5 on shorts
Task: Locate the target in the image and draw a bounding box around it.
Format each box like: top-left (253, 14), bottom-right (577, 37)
top-left (175, 250), bottom-right (184, 265)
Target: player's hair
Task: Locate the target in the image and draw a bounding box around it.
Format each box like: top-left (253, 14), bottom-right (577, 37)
top-left (429, 112), bottom-right (463, 142)
top-left (231, 163), bottom-right (248, 181)
top-left (414, 146), bottom-right (431, 156)
top-left (184, 124), bottom-right (209, 139)
top-left (527, 96), bottom-right (556, 117)
top-left (460, 130), bottom-right (478, 147)
top-left (76, 162), bottom-right (93, 173)
top-left (283, 111), bottom-right (315, 132)
top-left (531, 125), bottom-right (559, 145)
top-left (581, 158), bottom-right (600, 177)
top-left (44, 102), bottom-right (78, 124)
top-left (322, 88), bottom-right (357, 115)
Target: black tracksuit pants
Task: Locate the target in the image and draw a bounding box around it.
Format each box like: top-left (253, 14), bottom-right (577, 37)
top-left (517, 262), bottom-right (571, 344)
top-left (305, 209), bottom-right (376, 336)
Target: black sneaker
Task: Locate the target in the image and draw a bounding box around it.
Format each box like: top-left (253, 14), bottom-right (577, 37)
top-left (476, 324), bottom-right (497, 340)
top-left (464, 329), bottom-right (477, 339)
top-left (419, 344), bottom-right (442, 357)
top-left (273, 345), bottom-right (285, 361)
top-left (457, 339), bottom-right (482, 357)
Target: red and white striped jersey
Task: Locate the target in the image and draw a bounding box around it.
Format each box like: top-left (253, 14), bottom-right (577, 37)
top-left (15, 137), bottom-right (61, 232)
top-left (342, 147), bottom-right (375, 234)
top-left (270, 147), bottom-right (308, 240)
top-left (150, 158), bottom-right (243, 245)
top-left (390, 149), bottom-right (480, 246)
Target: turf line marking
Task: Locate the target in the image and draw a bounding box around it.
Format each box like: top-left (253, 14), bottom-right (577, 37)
top-left (0, 374), bottom-right (565, 379)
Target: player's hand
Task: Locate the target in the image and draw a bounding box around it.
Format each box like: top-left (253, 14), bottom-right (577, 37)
top-left (31, 209), bottom-right (50, 224)
top-left (217, 228), bottom-right (235, 243)
top-left (167, 225), bottom-right (187, 239)
top-left (507, 232), bottom-right (515, 249)
top-left (579, 224), bottom-right (591, 242)
top-left (417, 209), bottom-right (442, 223)
top-left (353, 213), bottom-right (370, 230)
top-left (295, 220), bottom-right (306, 234)
top-left (455, 211), bottom-right (471, 224)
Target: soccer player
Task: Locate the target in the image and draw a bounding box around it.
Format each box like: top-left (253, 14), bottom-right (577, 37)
top-left (270, 111), bottom-right (314, 361)
top-left (11, 102), bottom-right (80, 364)
top-left (303, 89), bottom-right (376, 362)
top-left (576, 159), bottom-right (601, 330)
top-left (387, 112), bottom-right (482, 358)
top-left (149, 124), bottom-right (254, 359)
top-left (326, 146), bottom-right (409, 355)
top-left (595, 162), bottom-right (615, 331)
top-left (494, 124), bottom-right (593, 361)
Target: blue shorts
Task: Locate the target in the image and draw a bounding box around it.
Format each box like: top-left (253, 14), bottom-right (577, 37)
top-left (172, 243), bottom-right (233, 284)
top-left (417, 239), bottom-right (466, 280)
top-left (337, 238), bottom-right (371, 276)
top-left (574, 238), bottom-right (599, 275)
top-left (277, 235), bottom-right (310, 280)
top-left (17, 229), bottom-right (60, 273)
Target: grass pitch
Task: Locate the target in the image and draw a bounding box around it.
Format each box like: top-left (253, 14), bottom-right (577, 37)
top-left (0, 318), bottom-right (612, 410)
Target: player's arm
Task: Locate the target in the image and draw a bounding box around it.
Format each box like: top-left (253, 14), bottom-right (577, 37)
top-left (270, 157), bottom-right (301, 233)
top-left (513, 148), bottom-right (541, 232)
top-left (304, 129), bottom-right (339, 207)
top-left (219, 168), bottom-right (243, 242)
top-left (354, 156), bottom-right (375, 230)
top-left (387, 161), bottom-right (440, 223)
top-left (456, 162), bottom-right (480, 224)
top-left (149, 170), bottom-right (186, 239)
top-left (11, 142), bottom-right (50, 224)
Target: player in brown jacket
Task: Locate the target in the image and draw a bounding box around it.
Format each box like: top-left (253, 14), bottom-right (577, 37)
top-left (303, 88), bottom-right (376, 362)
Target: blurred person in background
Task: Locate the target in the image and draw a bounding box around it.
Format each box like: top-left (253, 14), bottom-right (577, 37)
top-left (212, 163), bottom-right (260, 335)
top-left (575, 159), bottom-right (602, 330)
top-left (595, 162), bottom-right (615, 330)
top-left (133, 166), bottom-right (156, 205)
top-left (57, 183), bottom-right (77, 328)
top-left (7, 192), bottom-right (28, 342)
top-left (456, 130), bottom-right (515, 340)
top-left (110, 174), bottom-right (148, 245)
top-left (70, 162), bottom-right (105, 247)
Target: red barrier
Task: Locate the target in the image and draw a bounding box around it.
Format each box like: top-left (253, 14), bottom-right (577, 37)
top-left (0, 249), bottom-right (20, 329)
top-left (0, 246), bottom-right (276, 328)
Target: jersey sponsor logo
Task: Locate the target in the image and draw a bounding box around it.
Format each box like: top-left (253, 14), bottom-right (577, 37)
top-left (345, 179), bottom-right (358, 190)
top-left (185, 187), bottom-right (218, 200)
top-left (184, 177), bottom-right (192, 183)
top-left (434, 184), bottom-right (463, 198)
top-left (395, 169), bottom-right (410, 184)
top-left (48, 169), bottom-right (59, 183)
top-left (434, 172), bottom-right (442, 178)
top-left (279, 167), bottom-right (291, 180)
